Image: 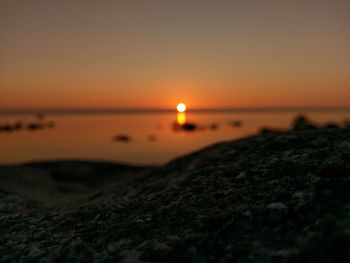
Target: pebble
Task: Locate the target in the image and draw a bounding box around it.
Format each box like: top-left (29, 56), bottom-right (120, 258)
top-left (235, 172), bottom-right (246, 180)
top-left (243, 210), bottom-right (252, 218)
top-left (107, 243), bottom-right (118, 254)
top-left (267, 202), bottom-right (288, 221)
top-left (267, 202), bottom-right (288, 211)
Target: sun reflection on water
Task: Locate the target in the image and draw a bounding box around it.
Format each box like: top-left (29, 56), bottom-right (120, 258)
top-left (177, 112), bottom-right (186, 125)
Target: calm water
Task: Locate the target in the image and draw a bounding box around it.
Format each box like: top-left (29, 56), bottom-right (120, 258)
top-left (1, 111), bottom-right (349, 165)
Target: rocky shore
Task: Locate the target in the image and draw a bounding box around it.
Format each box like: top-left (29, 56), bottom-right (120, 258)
top-left (1, 124), bottom-right (350, 262)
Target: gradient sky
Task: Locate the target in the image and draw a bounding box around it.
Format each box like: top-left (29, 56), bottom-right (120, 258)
top-left (1, 0), bottom-right (350, 109)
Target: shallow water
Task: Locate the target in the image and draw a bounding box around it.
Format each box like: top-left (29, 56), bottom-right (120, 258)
top-left (0, 111), bottom-right (349, 165)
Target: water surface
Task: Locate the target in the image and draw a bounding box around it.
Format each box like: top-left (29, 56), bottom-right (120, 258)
top-left (0, 111), bottom-right (349, 165)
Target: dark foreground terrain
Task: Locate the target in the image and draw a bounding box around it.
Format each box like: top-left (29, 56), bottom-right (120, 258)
top-left (1, 125), bottom-right (350, 262)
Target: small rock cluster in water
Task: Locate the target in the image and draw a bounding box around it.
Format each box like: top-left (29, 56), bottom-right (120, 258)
top-left (0, 114), bottom-right (55, 133)
top-left (113, 119), bottom-right (242, 143)
top-left (260, 114), bottom-right (350, 135)
top-left (112, 114), bottom-right (350, 144)
top-left (113, 134), bottom-right (158, 143)
top-left (173, 119), bottom-right (242, 133)
top-left (228, 120), bottom-right (242, 128)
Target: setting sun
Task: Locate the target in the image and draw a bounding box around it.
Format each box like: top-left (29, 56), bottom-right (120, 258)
top-left (177, 103), bottom-right (187, 113)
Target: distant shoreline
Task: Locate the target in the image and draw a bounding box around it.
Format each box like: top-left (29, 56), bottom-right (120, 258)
top-left (1, 107), bottom-right (350, 115)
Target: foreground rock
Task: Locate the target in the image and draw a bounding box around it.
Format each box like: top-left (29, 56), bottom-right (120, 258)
top-left (1, 127), bottom-right (350, 262)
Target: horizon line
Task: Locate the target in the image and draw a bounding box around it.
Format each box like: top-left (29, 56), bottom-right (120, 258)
top-left (1, 106), bottom-right (350, 115)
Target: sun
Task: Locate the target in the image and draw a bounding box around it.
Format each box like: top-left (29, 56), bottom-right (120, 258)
top-left (177, 103), bottom-right (187, 113)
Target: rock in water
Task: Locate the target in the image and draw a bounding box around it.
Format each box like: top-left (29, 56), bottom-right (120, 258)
top-left (173, 122), bottom-right (197, 132)
top-left (113, 134), bottom-right (131, 142)
top-left (0, 124), bottom-right (14, 132)
top-left (229, 120), bottom-right (242, 128)
top-left (291, 115), bottom-right (318, 130)
top-left (27, 123), bottom-right (44, 131)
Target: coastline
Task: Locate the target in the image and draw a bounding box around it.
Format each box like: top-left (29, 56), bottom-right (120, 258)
top-left (1, 126), bottom-right (350, 262)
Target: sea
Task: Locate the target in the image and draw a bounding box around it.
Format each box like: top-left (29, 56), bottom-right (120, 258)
top-left (1, 109), bottom-right (349, 165)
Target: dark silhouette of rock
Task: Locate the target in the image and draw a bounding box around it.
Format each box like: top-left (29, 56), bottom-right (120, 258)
top-left (182, 123), bottom-right (197, 131)
top-left (173, 122), bottom-right (197, 132)
top-left (13, 122), bottom-right (23, 130)
top-left (291, 115), bottom-right (318, 130)
top-left (229, 120), bottom-right (242, 128)
top-left (173, 122), bottom-right (220, 132)
top-left (0, 124), bottom-right (14, 132)
top-left (0, 121), bottom-right (55, 133)
top-left (0, 122), bottom-right (23, 132)
top-left (324, 122), bottom-right (339, 129)
top-left (27, 123), bottom-right (44, 131)
top-left (114, 134), bottom-right (131, 142)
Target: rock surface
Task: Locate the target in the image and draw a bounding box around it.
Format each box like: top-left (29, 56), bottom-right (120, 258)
top-left (1, 127), bottom-right (350, 262)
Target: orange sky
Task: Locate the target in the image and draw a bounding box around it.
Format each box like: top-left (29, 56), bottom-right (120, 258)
top-left (1, 1), bottom-right (350, 110)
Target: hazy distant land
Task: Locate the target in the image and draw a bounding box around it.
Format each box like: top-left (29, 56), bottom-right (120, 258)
top-left (1, 107), bottom-right (350, 115)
